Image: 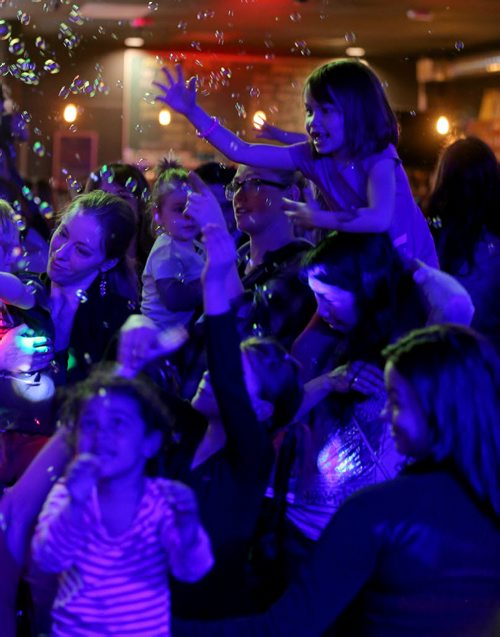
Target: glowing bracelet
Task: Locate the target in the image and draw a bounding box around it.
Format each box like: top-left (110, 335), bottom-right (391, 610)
top-left (196, 117), bottom-right (219, 138)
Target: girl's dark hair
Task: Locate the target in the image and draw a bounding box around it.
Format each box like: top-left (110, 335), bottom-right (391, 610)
top-left (241, 337), bottom-right (303, 432)
top-left (427, 137), bottom-right (500, 275)
top-left (59, 365), bottom-right (175, 474)
top-left (85, 163), bottom-right (154, 271)
top-left (305, 59), bottom-right (398, 159)
top-left (303, 232), bottom-right (427, 363)
top-left (383, 324), bottom-right (500, 517)
top-left (59, 190), bottom-right (138, 301)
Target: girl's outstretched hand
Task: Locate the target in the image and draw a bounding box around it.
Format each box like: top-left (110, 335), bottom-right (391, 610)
top-left (283, 184), bottom-right (324, 229)
top-left (154, 64), bottom-right (197, 116)
top-left (160, 480), bottom-right (202, 548)
top-left (201, 223), bottom-right (237, 282)
top-left (185, 172), bottom-right (227, 229)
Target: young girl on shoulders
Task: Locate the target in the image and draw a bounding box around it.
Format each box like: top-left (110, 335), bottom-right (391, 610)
top-left (141, 164), bottom-right (206, 330)
top-left (155, 59), bottom-right (437, 266)
top-left (31, 368), bottom-right (213, 637)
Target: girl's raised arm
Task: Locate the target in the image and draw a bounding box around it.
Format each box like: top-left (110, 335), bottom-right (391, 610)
top-left (154, 64), bottom-right (296, 170)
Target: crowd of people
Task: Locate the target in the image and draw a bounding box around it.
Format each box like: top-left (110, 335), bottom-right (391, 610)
top-left (0, 58), bottom-right (498, 637)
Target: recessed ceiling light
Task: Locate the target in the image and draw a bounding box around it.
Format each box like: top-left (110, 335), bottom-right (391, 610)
top-left (345, 46), bottom-right (365, 57)
top-left (406, 9), bottom-right (434, 22)
top-left (80, 3), bottom-right (150, 20)
top-left (124, 37), bottom-right (144, 48)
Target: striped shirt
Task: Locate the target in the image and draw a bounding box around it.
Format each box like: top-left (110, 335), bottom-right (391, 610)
top-left (32, 478), bottom-right (213, 636)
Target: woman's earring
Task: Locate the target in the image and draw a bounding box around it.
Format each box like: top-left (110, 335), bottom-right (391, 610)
top-left (99, 271), bottom-right (108, 297)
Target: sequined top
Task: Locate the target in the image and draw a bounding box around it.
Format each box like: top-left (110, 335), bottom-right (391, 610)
top-left (286, 391), bottom-right (402, 540)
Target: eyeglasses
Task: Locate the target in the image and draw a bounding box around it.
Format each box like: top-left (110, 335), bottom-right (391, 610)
top-left (225, 177), bottom-right (287, 201)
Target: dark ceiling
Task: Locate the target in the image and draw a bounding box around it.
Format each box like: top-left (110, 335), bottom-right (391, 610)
top-left (2, 0), bottom-right (500, 60)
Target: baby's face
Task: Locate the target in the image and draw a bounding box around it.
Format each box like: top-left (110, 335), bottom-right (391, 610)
top-left (77, 391), bottom-right (158, 480)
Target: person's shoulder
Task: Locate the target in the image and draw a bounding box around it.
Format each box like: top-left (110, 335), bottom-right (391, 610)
top-left (362, 143), bottom-right (400, 169)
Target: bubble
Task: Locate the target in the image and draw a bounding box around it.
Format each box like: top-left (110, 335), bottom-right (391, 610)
top-left (116, 79), bottom-right (123, 88)
top-left (59, 85), bottom-right (70, 99)
top-left (98, 387), bottom-right (107, 397)
top-left (21, 71), bottom-right (40, 86)
top-left (142, 91), bottom-right (155, 104)
top-left (83, 352), bottom-right (92, 364)
top-left (264, 53), bottom-right (275, 61)
top-left (14, 215), bottom-right (26, 231)
top-left (0, 20), bottom-right (12, 40)
top-left (190, 41), bottom-right (202, 51)
top-left (76, 289), bottom-right (88, 303)
top-left (0, 513), bottom-right (6, 532)
top-left (148, 1), bottom-right (159, 10)
top-left (8, 38), bottom-right (25, 56)
top-left (32, 141), bottom-right (45, 157)
top-left (68, 5), bottom-right (85, 25)
top-left (248, 86), bottom-right (260, 98)
top-left (44, 59), bottom-right (61, 74)
top-left (125, 176), bottom-right (138, 192)
top-left (215, 30), bottom-right (224, 45)
top-left (235, 103), bottom-right (246, 118)
top-left (35, 36), bottom-right (49, 51)
top-left (454, 40), bottom-right (464, 51)
top-left (197, 9), bottom-right (215, 20)
top-left (40, 201), bottom-right (53, 218)
top-left (344, 31), bottom-right (357, 43)
top-left (289, 12), bottom-right (302, 22)
top-left (63, 34), bottom-right (80, 49)
top-left (127, 300), bottom-right (136, 310)
top-left (95, 62), bottom-right (103, 73)
top-left (17, 10), bottom-right (30, 25)
top-left (177, 20), bottom-right (188, 31)
top-left (409, 109), bottom-right (416, 116)
top-left (100, 164), bottom-right (114, 184)
top-left (135, 123), bottom-right (143, 133)
top-left (293, 40), bottom-right (311, 56)
top-left (59, 22), bottom-right (72, 37)
top-left (69, 124), bottom-right (77, 132)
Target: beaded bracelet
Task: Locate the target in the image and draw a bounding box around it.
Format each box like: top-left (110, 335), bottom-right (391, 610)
top-left (196, 117), bottom-right (219, 138)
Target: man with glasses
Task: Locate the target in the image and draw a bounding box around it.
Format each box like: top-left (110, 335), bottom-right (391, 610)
top-left (227, 164), bottom-right (316, 349)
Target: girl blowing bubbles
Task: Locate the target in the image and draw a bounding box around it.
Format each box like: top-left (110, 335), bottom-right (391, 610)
top-left (154, 59), bottom-right (438, 267)
top-left (141, 165), bottom-right (205, 329)
top-left (31, 369), bottom-right (213, 637)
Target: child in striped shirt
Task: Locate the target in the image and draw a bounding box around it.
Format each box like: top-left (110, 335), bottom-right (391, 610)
top-left (31, 368), bottom-right (213, 637)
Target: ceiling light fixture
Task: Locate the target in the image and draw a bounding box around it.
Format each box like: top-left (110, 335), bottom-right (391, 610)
top-left (124, 37), bottom-right (144, 48)
top-left (345, 47), bottom-right (365, 57)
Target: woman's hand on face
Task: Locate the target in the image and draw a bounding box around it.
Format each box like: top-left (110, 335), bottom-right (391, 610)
top-left (328, 361), bottom-right (385, 396)
top-left (160, 480), bottom-right (202, 548)
top-left (117, 314), bottom-right (188, 377)
top-left (201, 223), bottom-right (237, 283)
top-left (65, 453), bottom-right (100, 506)
top-left (153, 64), bottom-right (197, 116)
top-left (185, 172), bottom-right (227, 229)
top-left (0, 323), bottom-right (53, 373)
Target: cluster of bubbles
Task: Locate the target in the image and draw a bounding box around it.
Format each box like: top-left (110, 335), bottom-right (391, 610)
top-left (59, 69), bottom-right (109, 100)
top-left (0, 3), bottom-right (87, 87)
